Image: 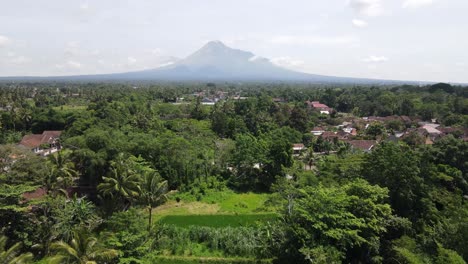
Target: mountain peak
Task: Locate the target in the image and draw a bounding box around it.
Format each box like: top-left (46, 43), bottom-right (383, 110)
top-left (203, 40), bottom-right (226, 48)
top-left (198, 40), bottom-right (230, 53)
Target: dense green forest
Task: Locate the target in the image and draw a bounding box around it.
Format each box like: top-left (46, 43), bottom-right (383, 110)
top-left (0, 82), bottom-right (467, 264)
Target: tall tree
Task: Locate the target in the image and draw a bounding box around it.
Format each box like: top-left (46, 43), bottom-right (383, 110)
top-left (362, 142), bottom-right (423, 219)
top-left (45, 150), bottom-right (79, 193)
top-left (279, 179), bottom-right (392, 263)
top-left (139, 170), bottom-right (168, 232)
top-left (98, 154), bottom-right (146, 205)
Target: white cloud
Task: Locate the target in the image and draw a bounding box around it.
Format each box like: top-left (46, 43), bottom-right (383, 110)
top-left (270, 35), bottom-right (358, 45)
top-left (67, 60), bottom-right (82, 69)
top-left (402, 0), bottom-right (434, 8)
top-left (10, 56), bottom-right (31, 64)
top-left (248, 55), bottom-right (264, 62)
top-left (127, 56), bottom-right (137, 65)
top-left (80, 2), bottom-right (89, 11)
top-left (64, 60), bottom-right (83, 69)
top-left (64, 41), bottom-right (81, 57)
top-left (349, 0), bottom-right (384, 16)
top-left (270, 56), bottom-right (305, 69)
top-left (157, 61), bottom-right (175, 68)
top-left (55, 60), bottom-right (83, 70)
top-left (0, 35), bottom-right (11, 47)
top-left (352, 19), bottom-right (368, 28)
top-left (148, 48), bottom-right (163, 56)
top-left (363, 55), bottom-right (389, 63)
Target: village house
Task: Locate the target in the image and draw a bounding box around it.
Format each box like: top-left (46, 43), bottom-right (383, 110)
top-left (320, 131), bottom-right (340, 141)
top-left (342, 127), bottom-right (357, 136)
top-left (347, 140), bottom-right (377, 152)
top-left (421, 123), bottom-right (442, 135)
top-left (19, 131), bottom-right (62, 156)
top-left (292, 143), bottom-right (305, 156)
top-left (311, 127), bottom-right (325, 136)
top-left (201, 98), bottom-right (216, 105)
top-left (306, 101), bottom-right (333, 115)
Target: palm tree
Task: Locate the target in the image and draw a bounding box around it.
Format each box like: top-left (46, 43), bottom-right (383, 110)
top-left (98, 154), bottom-right (142, 209)
top-left (0, 235), bottom-right (33, 264)
top-left (302, 148), bottom-right (315, 170)
top-left (48, 230), bottom-right (118, 264)
top-left (18, 108), bottom-right (32, 130)
top-left (47, 150), bottom-right (79, 189)
top-left (140, 171), bottom-right (168, 231)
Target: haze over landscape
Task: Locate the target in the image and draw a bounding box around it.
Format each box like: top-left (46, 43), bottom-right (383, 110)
top-left (1, 0), bottom-right (468, 83)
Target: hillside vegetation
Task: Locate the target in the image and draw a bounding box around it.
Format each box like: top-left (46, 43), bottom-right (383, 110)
top-left (0, 82), bottom-right (466, 263)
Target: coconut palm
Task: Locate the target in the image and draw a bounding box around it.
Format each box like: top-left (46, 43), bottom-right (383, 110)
top-left (0, 235), bottom-right (33, 264)
top-left (98, 154), bottom-right (142, 209)
top-left (47, 150), bottom-right (79, 189)
top-left (140, 170), bottom-right (168, 231)
top-left (48, 230), bottom-right (117, 264)
top-left (302, 148), bottom-right (315, 170)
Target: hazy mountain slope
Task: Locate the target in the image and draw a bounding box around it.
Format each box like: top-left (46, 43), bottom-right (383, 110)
top-left (102, 41), bottom-right (363, 82)
top-left (0, 41), bottom-right (415, 84)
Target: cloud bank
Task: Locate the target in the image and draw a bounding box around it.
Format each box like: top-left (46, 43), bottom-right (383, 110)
top-left (349, 0), bottom-right (384, 16)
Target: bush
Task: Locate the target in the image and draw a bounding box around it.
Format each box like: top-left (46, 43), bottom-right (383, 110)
top-left (151, 224), bottom-right (276, 258)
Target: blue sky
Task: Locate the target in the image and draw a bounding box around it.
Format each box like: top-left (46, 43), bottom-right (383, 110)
top-left (0, 0), bottom-right (467, 82)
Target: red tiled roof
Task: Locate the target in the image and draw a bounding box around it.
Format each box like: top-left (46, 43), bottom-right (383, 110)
top-left (306, 101), bottom-right (330, 109)
top-left (19, 131), bottom-right (62, 148)
top-left (313, 103), bottom-right (329, 108)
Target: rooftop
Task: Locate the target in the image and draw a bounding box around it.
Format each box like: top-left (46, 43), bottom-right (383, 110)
top-left (19, 131), bottom-right (62, 148)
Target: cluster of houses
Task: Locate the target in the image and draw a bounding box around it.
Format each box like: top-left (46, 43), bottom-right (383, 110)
top-left (293, 107), bottom-right (467, 156)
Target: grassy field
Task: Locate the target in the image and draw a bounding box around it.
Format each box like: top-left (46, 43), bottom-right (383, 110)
top-left (159, 214), bottom-right (277, 228)
top-left (150, 191), bottom-right (277, 261)
top-left (153, 191), bottom-right (277, 226)
top-left (168, 190), bottom-right (274, 213)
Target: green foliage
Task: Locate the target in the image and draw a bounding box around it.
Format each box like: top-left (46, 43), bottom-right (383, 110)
top-left (102, 208), bottom-right (149, 259)
top-left (0, 83), bottom-right (467, 263)
top-left (435, 246), bottom-right (466, 264)
top-left (0, 184), bottom-right (39, 206)
top-left (139, 170), bottom-right (168, 231)
top-left (366, 122), bottom-right (386, 138)
top-left (52, 196), bottom-right (102, 242)
top-left (362, 142), bottom-right (423, 218)
top-left (392, 236), bottom-right (430, 264)
top-left (159, 214), bottom-right (277, 228)
top-left (152, 224), bottom-right (274, 258)
top-left (98, 153), bottom-right (144, 210)
top-left (0, 234), bottom-right (33, 264)
top-left (48, 229), bottom-right (118, 264)
top-left (280, 179), bottom-right (392, 263)
top-left (144, 255), bottom-right (272, 264)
